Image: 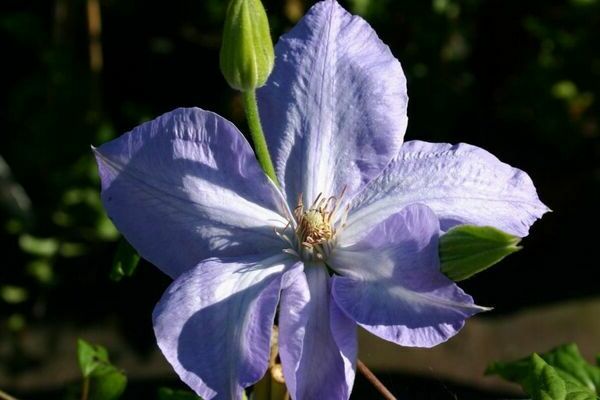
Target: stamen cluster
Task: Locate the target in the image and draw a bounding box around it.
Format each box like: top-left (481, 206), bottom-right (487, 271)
top-left (285, 190), bottom-right (347, 260)
top-left (295, 194), bottom-right (335, 248)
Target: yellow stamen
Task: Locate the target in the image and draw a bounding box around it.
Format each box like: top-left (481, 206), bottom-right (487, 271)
top-left (291, 188), bottom-right (349, 260)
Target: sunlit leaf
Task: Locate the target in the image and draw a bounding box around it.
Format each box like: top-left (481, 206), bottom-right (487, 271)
top-left (77, 339), bottom-right (127, 400)
top-left (0, 285), bottom-right (28, 304)
top-left (97, 216), bottom-right (119, 241)
top-left (552, 80), bottom-right (578, 100)
top-left (60, 242), bottom-right (88, 258)
top-left (18, 234), bottom-right (59, 257)
top-left (78, 339), bottom-right (110, 378)
top-left (26, 259), bottom-right (54, 284)
top-left (488, 354), bottom-right (566, 400)
top-left (487, 344), bottom-right (600, 400)
top-left (87, 367), bottom-right (127, 400)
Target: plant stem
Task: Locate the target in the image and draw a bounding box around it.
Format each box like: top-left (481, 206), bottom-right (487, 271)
top-left (242, 90), bottom-right (279, 185)
top-left (0, 389), bottom-right (19, 400)
top-left (357, 359), bottom-right (397, 400)
top-left (81, 376), bottom-right (90, 400)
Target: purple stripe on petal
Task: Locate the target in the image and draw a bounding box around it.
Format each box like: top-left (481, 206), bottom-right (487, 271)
top-left (93, 108), bottom-right (288, 278)
top-left (330, 204), bottom-right (486, 348)
top-left (342, 141), bottom-right (549, 244)
top-left (258, 0), bottom-right (408, 206)
top-left (279, 263), bottom-right (356, 400)
top-left (153, 254), bottom-right (296, 400)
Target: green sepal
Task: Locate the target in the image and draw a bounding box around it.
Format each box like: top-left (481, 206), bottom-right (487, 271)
top-left (110, 237), bottom-right (140, 281)
top-left (220, 0), bottom-right (274, 91)
top-left (440, 225), bottom-right (521, 281)
top-left (77, 339), bottom-right (127, 400)
top-left (487, 343), bottom-right (600, 400)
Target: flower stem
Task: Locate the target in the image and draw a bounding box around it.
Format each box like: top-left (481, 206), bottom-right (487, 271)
top-left (242, 90), bottom-right (279, 185)
top-left (357, 359), bottom-right (397, 400)
top-left (81, 376), bottom-right (90, 400)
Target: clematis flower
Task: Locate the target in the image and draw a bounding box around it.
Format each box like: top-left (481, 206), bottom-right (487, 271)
top-left (93, 1), bottom-right (548, 399)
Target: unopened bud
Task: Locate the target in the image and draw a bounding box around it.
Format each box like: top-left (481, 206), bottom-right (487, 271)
top-left (220, 0), bottom-right (274, 91)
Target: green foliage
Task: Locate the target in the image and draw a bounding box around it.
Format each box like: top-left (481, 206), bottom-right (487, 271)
top-left (77, 339), bottom-right (127, 400)
top-left (487, 343), bottom-right (600, 400)
top-left (0, 285), bottom-right (28, 304)
top-left (18, 234), bottom-right (60, 257)
top-left (6, 313), bottom-right (26, 331)
top-left (110, 238), bottom-right (140, 281)
top-left (440, 225), bottom-right (521, 281)
top-left (78, 339), bottom-right (110, 378)
top-left (158, 388), bottom-right (203, 400)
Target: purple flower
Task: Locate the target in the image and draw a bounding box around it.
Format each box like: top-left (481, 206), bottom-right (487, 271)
top-left (93, 1), bottom-right (548, 399)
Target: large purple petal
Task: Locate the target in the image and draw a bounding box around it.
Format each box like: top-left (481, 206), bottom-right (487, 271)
top-left (153, 254), bottom-right (296, 400)
top-left (342, 141), bottom-right (549, 244)
top-left (93, 108), bottom-right (288, 278)
top-left (257, 0), bottom-right (408, 206)
top-left (279, 263), bottom-right (357, 400)
top-left (330, 204), bottom-right (487, 348)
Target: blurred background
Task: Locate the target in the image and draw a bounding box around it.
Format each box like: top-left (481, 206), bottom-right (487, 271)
top-left (1, 0), bottom-right (599, 398)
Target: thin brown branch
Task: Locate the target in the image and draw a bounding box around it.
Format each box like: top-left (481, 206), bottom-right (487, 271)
top-left (357, 359), bottom-right (397, 400)
top-left (0, 389), bottom-right (19, 400)
top-left (86, 0), bottom-right (103, 74)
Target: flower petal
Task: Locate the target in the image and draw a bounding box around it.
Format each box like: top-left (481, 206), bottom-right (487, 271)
top-left (330, 204), bottom-right (486, 348)
top-left (152, 254), bottom-right (295, 400)
top-left (342, 141), bottom-right (549, 244)
top-left (279, 263), bottom-right (357, 400)
top-left (94, 107), bottom-right (288, 278)
top-left (257, 0), bottom-right (408, 205)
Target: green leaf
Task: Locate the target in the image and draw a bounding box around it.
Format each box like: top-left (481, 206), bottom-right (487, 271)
top-left (0, 285), bottom-right (28, 304)
top-left (542, 344), bottom-right (600, 393)
top-left (87, 366), bottom-right (127, 400)
top-left (77, 339), bottom-right (127, 400)
top-left (78, 339), bottom-right (110, 377)
top-left (529, 354), bottom-right (568, 400)
top-left (26, 259), bottom-right (54, 284)
top-left (158, 387), bottom-right (203, 400)
top-left (110, 238), bottom-right (140, 281)
top-left (18, 234), bottom-right (59, 257)
top-left (488, 354), bottom-right (567, 400)
top-left (440, 225), bottom-right (521, 281)
top-left (487, 344), bottom-right (600, 400)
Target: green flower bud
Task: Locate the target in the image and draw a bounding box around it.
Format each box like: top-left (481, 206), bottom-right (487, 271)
top-left (220, 0), bottom-right (275, 91)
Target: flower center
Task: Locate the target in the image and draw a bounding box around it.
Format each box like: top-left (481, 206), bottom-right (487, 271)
top-left (297, 208), bottom-right (333, 248)
top-left (284, 190), bottom-right (347, 261)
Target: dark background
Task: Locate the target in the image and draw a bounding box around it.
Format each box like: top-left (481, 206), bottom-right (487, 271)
top-left (1, 0), bottom-right (599, 398)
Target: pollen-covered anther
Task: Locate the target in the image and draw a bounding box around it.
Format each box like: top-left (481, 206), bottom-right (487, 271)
top-left (299, 209), bottom-right (333, 247)
top-left (293, 190), bottom-right (346, 259)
